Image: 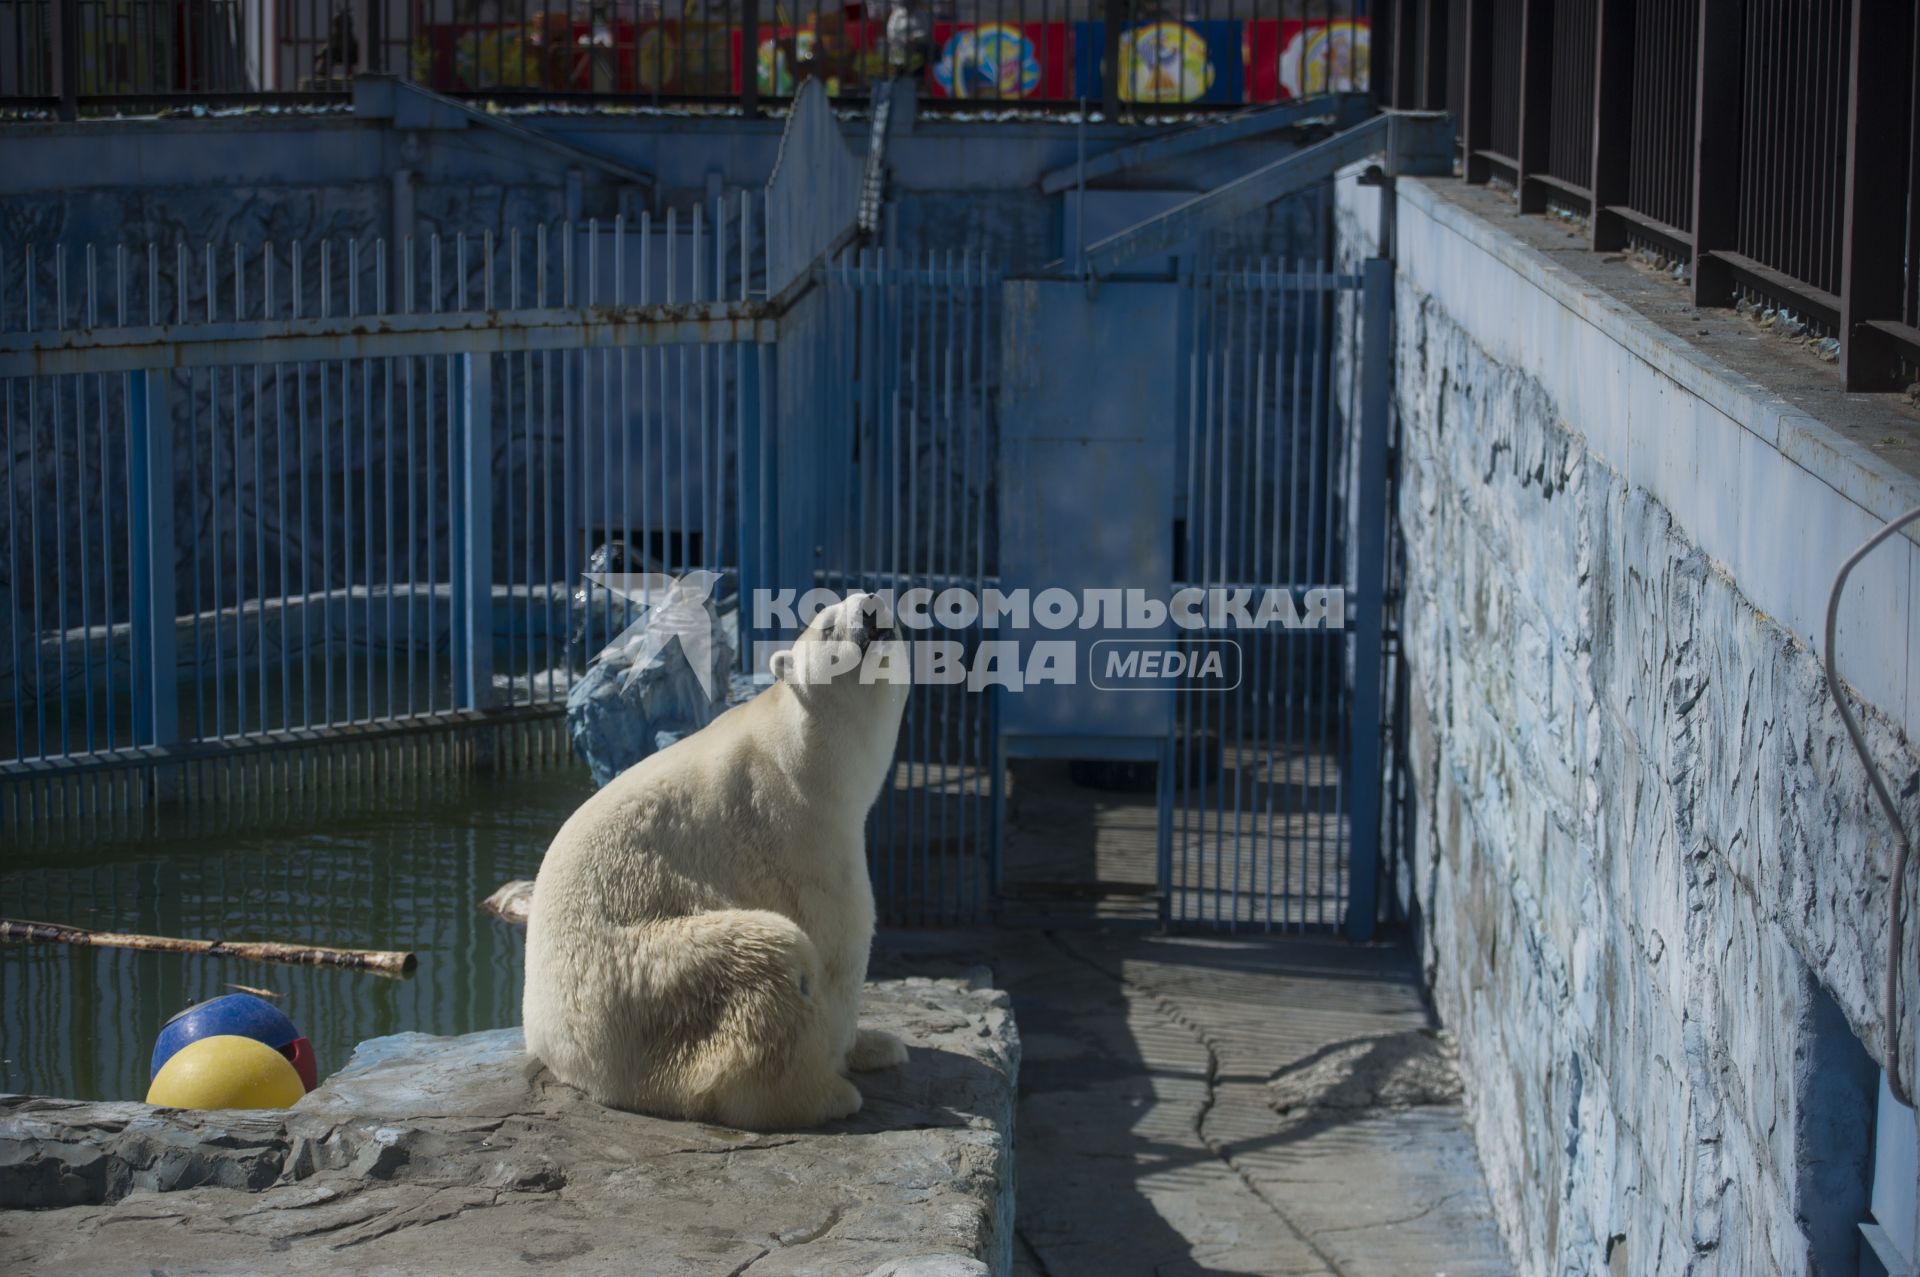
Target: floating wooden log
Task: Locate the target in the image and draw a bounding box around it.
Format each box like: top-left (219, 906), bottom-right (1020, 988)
top-left (481, 880), bottom-right (535, 927)
top-left (0, 917), bottom-right (417, 976)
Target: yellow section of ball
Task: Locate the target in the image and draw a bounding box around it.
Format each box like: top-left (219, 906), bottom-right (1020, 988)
top-left (145, 1034), bottom-right (305, 1110)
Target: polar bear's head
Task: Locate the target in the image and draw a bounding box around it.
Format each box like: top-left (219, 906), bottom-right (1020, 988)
top-left (771, 591), bottom-right (908, 691)
top-left (766, 592), bottom-right (908, 800)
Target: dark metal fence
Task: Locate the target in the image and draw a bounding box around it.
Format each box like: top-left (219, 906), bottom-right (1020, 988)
top-left (1621, 0), bottom-right (1694, 237)
top-left (1376, 0), bottom-right (1920, 389)
top-left (1, 0), bottom-right (1375, 116)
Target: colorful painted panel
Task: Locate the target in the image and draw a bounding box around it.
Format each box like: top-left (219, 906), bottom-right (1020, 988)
top-left (1243, 19), bottom-right (1372, 103)
top-left (1072, 20), bottom-right (1244, 106)
top-left (733, 20), bottom-right (889, 98)
top-left (924, 22), bottom-right (1070, 101)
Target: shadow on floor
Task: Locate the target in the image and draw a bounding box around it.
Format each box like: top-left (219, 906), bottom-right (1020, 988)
top-left (874, 929), bottom-right (1514, 1277)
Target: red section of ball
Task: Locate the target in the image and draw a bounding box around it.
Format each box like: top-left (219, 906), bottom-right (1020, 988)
top-left (280, 1037), bottom-right (319, 1092)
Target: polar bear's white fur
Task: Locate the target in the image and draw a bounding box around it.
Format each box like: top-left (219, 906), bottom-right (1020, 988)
top-left (523, 592), bottom-right (911, 1129)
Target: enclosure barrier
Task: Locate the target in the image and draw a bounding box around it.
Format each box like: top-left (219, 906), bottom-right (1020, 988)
top-left (0, 200), bottom-right (772, 824)
top-left (0, 0), bottom-right (1372, 116)
top-left (1373, 0), bottom-right (1920, 389)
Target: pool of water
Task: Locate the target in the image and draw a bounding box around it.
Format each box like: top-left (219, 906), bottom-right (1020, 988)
top-left (0, 761), bottom-right (596, 1101)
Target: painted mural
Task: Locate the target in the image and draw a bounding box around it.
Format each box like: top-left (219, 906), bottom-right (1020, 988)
top-left (408, 7), bottom-right (1368, 106)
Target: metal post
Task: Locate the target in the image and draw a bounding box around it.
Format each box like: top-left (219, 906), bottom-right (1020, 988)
top-left (1839, 0), bottom-right (1914, 390)
top-left (460, 352), bottom-right (494, 709)
top-left (49, 0), bottom-right (79, 120)
top-left (1378, 0), bottom-right (1404, 107)
top-left (1515, 0), bottom-right (1555, 211)
top-left (368, 0), bottom-right (386, 72)
top-left (1590, 0), bottom-right (1635, 250)
top-left (740, 0), bottom-right (760, 115)
top-left (737, 340), bottom-right (766, 668)
top-left (1101, 0), bottom-right (1124, 120)
top-left (1346, 258), bottom-right (1394, 942)
top-left (1690, 0), bottom-right (1742, 308)
top-left (127, 370), bottom-right (179, 790)
top-left (1420, 0), bottom-right (1448, 110)
top-left (1461, 0), bottom-right (1495, 183)
top-left (1156, 734), bottom-right (1175, 929)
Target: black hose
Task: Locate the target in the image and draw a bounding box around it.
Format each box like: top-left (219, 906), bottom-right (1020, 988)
top-left (1823, 504), bottom-right (1920, 1109)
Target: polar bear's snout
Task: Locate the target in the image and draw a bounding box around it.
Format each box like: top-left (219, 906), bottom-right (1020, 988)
top-left (851, 592), bottom-right (895, 645)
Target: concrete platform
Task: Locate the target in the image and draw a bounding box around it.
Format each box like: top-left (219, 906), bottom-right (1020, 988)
top-left (875, 932), bottom-right (1514, 1277)
top-left (0, 976), bottom-right (1018, 1277)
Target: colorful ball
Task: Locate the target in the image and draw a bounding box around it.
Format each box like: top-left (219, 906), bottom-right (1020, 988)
top-left (145, 1035), bottom-right (306, 1110)
top-left (150, 993), bottom-right (299, 1081)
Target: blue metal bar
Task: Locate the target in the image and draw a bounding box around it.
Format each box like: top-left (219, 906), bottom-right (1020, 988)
top-left (0, 304), bottom-right (779, 379)
top-left (1039, 93), bottom-right (1378, 194)
top-left (1344, 258), bottom-right (1393, 941)
top-left (383, 354), bottom-right (395, 720)
top-left (231, 356), bottom-right (245, 736)
top-left (460, 351), bottom-right (494, 710)
top-left (445, 349), bottom-right (462, 717)
top-left (126, 369), bottom-right (178, 758)
top-left (293, 246), bottom-right (312, 732)
top-left (1177, 261), bottom-right (1201, 922)
top-left (77, 375), bottom-right (95, 755)
top-left (1250, 260), bottom-right (1273, 928)
top-left (4, 381), bottom-right (24, 761)
top-left (51, 374), bottom-right (69, 758)
top-left (1081, 114), bottom-right (1454, 279)
top-left (360, 337), bottom-right (374, 723)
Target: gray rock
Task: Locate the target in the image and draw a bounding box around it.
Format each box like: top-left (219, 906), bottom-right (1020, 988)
top-left (863, 1257), bottom-right (991, 1277)
top-left (0, 977), bottom-right (1020, 1276)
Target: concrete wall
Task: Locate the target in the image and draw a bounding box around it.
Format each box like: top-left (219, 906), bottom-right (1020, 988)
top-left (1339, 172), bottom-right (1919, 1274)
top-left (0, 107), bottom-right (1325, 278)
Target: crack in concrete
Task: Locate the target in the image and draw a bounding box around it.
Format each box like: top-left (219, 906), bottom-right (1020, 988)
top-left (665, 1138), bottom-right (803, 1156)
top-left (1047, 932), bottom-right (1357, 1277)
top-left (1306, 1188), bottom-right (1471, 1238)
top-left (721, 1246), bottom-right (772, 1276)
top-left (329, 1187), bottom-right (504, 1250)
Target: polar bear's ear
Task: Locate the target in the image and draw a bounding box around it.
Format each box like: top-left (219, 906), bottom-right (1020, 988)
top-left (770, 649), bottom-right (795, 682)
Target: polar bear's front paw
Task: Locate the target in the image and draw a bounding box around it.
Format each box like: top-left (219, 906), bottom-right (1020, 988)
top-left (848, 1027), bottom-right (909, 1072)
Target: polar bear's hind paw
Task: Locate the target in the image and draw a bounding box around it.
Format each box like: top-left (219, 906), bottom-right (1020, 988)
top-left (848, 1027), bottom-right (909, 1071)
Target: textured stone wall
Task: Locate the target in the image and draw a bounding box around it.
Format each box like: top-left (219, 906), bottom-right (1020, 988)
top-left (1357, 184), bottom-right (1916, 1274)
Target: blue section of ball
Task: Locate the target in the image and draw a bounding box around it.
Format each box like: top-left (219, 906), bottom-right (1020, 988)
top-left (149, 993), bottom-right (300, 1081)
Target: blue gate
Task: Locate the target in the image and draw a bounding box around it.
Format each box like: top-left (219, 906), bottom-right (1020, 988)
top-left (789, 249), bottom-right (1392, 935)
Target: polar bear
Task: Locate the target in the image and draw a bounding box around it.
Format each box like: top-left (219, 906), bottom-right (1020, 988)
top-left (523, 591), bottom-right (912, 1129)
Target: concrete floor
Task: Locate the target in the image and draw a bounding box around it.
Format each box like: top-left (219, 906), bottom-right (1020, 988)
top-left (877, 931), bottom-right (1513, 1277)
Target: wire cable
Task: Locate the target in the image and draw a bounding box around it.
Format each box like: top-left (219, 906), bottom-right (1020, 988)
top-left (1824, 503), bottom-right (1920, 1109)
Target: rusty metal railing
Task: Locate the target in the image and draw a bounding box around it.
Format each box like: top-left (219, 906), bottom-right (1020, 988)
top-left (1374, 0), bottom-right (1920, 390)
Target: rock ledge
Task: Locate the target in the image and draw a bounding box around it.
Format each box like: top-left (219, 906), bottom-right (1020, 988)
top-left (0, 976), bottom-right (1018, 1277)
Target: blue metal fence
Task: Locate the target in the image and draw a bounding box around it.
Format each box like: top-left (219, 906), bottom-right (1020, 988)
top-left (799, 247), bottom-right (1002, 927)
top-left (782, 245), bottom-right (1387, 933)
top-left (0, 203), bottom-right (773, 824)
top-left (1168, 258), bottom-right (1381, 932)
top-left (1, 119), bottom-right (1393, 937)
